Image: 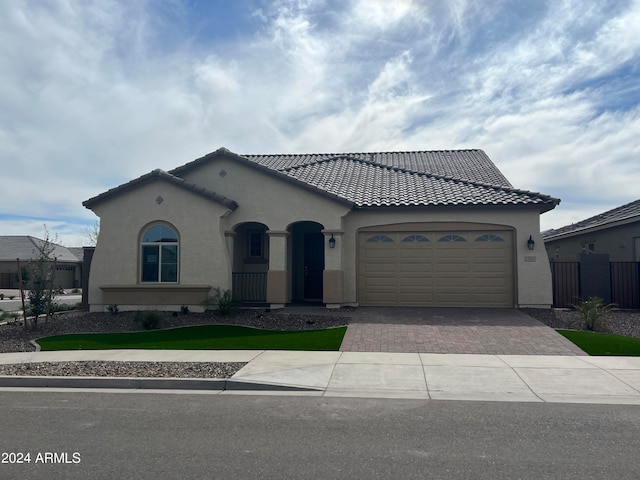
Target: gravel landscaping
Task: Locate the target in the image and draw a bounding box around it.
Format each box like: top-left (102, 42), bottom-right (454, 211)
top-left (0, 361), bottom-right (246, 378)
top-left (520, 308), bottom-right (640, 338)
top-left (0, 309), bottom-right (350, 379)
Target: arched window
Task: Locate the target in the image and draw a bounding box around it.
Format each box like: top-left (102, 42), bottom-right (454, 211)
top-left (438, 234), bottom-right (466, 242)
top-left (402, 234), bottom-right (429, 242)
top-left (366, 235), bottom-right (394, 242)
top-left (475, 234), bottom-right (504, 242)
top-left (141, 224), bottom-right (179, 283)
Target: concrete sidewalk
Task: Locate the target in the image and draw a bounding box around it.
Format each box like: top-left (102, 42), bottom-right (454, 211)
top-left (1, 349), bottom-right (640, 404)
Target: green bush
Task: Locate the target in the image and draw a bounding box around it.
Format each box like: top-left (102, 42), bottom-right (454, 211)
top-left (202, 287), bottom-right (239, 316)
top-left (572, 296), bottom-right (615, 331)
top-left (106, 304), bottom-right (119, 315)
top-left (135, 311), bottom-right (162, 330)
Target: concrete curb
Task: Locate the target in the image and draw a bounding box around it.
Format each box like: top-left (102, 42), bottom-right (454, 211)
top-left (0, 376), bottom-right (319, 392)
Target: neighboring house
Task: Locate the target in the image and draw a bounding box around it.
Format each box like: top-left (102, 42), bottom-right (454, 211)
top-left (82, 147), bottom-right (559, 312)
top-left (0, 236), bottom-right (83, 289)
top-left (543, 199), bottom-right (640, 262)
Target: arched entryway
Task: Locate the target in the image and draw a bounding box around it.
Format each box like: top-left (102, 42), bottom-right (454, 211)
top-left (232, 222), bottom-right (269, 304)
top-left (289, 221), bottom-right (325, 303)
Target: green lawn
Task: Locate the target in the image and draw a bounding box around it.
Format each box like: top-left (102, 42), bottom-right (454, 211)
top-left (36, 325), bottom-right (347, 351)
top-left (557, 329), bottom-right (640, 356)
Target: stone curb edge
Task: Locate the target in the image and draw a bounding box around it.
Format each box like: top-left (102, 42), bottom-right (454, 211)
top-left (0, 376), bottom-right (318, 392)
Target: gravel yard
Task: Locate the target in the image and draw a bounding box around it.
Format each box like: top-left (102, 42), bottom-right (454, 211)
top-left (520, 308), bottom-right (640, 338)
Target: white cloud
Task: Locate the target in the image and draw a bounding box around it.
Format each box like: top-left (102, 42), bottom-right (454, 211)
top-left (0, 0), bottom-right (638, 241)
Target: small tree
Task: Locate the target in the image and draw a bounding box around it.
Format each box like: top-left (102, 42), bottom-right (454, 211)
top-left (572, 296), bottom-right (615, 331)
top-left (202, 287), bottom-right (240, 316)
top-left (26, 229), bottom-right (57, 330)
top-left (83, 221), bottom-right (100, 246)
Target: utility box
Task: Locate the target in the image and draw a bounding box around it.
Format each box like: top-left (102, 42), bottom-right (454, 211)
top-left (579, 253), bottom-right (611, 304)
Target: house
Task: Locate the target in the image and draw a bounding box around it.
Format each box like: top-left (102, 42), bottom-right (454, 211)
top-left (543, 199), bottom-right (640, 262)
top-left (0, 236), bottom-right (83, 289)
top-left (82, 147), bottom-right (559, 312)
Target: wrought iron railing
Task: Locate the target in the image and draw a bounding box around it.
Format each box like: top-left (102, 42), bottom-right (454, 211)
top-left (232, 272), bottom-right (267, 303)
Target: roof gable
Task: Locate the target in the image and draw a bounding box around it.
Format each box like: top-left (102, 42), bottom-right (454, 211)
top-left (83, 169), bottom-right (238, 210)
top-left (543, 198), bottom-right (640, 240)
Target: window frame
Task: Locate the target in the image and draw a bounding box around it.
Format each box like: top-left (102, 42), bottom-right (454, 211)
top-left (140, 224), bottom-right (179, 284)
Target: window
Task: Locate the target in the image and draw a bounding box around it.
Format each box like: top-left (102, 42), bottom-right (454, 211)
top-left (366, 235), bottom-right (394, 242)
top-left (141, 225), bottom-right (178, 283)
top-left (475, 234), bottom-right (504, 242)
top-left (402, 234), bottom-right (429, 242)
top-left (248, 231), bottom-right (264, 258)
top-left (438, 234), bottom-right (466, 242)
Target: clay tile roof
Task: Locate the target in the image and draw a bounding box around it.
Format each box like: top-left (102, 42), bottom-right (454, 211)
top-left (543, 198), bottom-right (640, 239)
top-left (87, 147), bottom-right (559, 213)
top-left (239, 150), bottom-right (557, 211)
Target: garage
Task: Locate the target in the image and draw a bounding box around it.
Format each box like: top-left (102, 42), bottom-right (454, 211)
top-left (358, 229), bottom-right (514, 307)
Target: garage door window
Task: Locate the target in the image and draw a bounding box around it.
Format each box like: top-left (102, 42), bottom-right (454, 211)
top-left (438, 234), bottom-right (466, 242)
top-left (367, 235), bottom-right (394, 242)
top-left (402, 234), bottom-right (429, 242)
top-left (476, 234), bottom-right (504, 242)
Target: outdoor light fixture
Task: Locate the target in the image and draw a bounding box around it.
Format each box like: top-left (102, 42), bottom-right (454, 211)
top-left (527, 235), bottom-right (535, 251)
top-left (329, 234), bottom-right (336, 249)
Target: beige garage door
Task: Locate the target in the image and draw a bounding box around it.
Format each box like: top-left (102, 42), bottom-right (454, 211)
top-left (358, 230), bottom-right (514, 307)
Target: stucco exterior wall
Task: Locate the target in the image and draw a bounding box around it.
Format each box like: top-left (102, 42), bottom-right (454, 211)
top-left (87, 179), bottom-right (231, 312)
top-left (342, 207), bottom-right (552, 307)
top-left (179, 157), bottom-right (351, 232)
top-left (545, 221), bottom-right (640, 262)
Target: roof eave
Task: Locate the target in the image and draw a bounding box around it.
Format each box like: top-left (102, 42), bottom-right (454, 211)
top-left (353, 202), bottom-right (559, 211)
top-left (543, 215), bottom-right (640, 242)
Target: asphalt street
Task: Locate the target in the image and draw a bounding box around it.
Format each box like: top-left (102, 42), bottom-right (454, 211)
top-left (0, 294), bottom-right (81, 313)
top-left (1, 392), bottom-right (639, 479)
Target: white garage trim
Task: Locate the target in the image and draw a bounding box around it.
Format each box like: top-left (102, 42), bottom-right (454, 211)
top-left (358, 227), bottom-right (514, 307)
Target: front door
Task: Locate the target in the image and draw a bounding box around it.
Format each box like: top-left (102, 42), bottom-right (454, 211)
top-left (304, 233), bottom-right (324, 300)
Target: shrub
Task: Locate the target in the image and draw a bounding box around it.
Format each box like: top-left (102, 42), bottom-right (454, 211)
top-left (202, 287), bottom-right (239, 316)
top-left (106, 304), bottom-right (119, 315)
top-left (135, 311), bottom-right (162, 330)
top-left (572, 296), bottom-right (616, 331)
top-left (180, 305), bottom-right (190, 315)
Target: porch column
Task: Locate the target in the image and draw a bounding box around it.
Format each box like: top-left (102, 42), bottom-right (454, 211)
top-left (266, 230), bottom-right (288, 308)
top-left (224, 231), bottom-right (236, 292)
top-left (322, 229), bottom-right (344, 308)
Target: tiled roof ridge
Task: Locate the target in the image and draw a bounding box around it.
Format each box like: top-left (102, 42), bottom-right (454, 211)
top-left (245, 148), bottom-right (484, 158)
top-left (283, 155), bottom-right (558, 203)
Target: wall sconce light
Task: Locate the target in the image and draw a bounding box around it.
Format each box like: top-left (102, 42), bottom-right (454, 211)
top-left (329, 234), bottom-right (336, 249)
top-left (527, 235), bottom-right (535, 251)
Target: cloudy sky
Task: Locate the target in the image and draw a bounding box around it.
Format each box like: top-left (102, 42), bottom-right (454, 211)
top-left (1, 0), bottom-right (638, 246)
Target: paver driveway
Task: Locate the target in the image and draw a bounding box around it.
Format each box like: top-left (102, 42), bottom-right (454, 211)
top-left (338, 307), bottom-right (586, 355)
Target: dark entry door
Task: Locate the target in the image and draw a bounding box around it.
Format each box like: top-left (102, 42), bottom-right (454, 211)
top-left (304, 233), bottom-right (324, 300)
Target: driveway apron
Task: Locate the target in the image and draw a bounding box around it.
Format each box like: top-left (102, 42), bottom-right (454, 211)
top-left (339, 307), bottom-right (586, 355)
